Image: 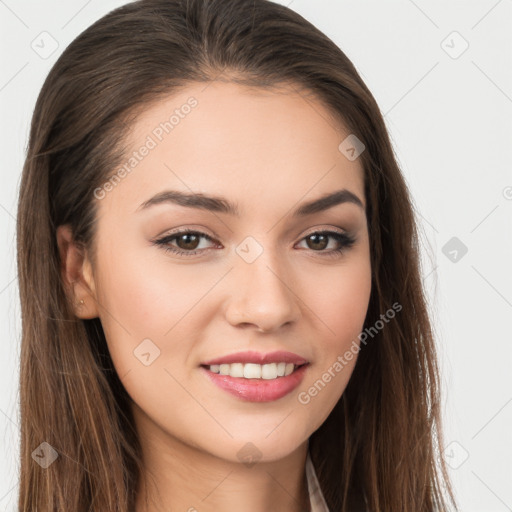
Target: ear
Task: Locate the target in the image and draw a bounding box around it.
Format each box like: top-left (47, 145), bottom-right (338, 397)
top-left (56, 224), bottom-right (99, 319)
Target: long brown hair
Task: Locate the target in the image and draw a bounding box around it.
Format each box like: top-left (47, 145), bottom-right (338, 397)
top-left (16, 0), bottom-right (456, 510)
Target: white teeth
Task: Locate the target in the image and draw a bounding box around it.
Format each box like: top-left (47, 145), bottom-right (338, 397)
top-left (243, 363), bottom-right (261, 379)
top-left (230, 362), bottom-right (244, 377)
top-left (261, 363), bottom-right (277, 380)
top-left (284, 363), bottom-right (294, 376)
top-left (207, 362), bottom-right (302, 379)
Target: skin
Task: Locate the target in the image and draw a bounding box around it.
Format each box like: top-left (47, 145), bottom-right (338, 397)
top-left (57, 81), bottom-right (372, 512)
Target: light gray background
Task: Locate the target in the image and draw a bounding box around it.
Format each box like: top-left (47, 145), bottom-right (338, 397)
top-left (1, 1), bottom-right (511, 510)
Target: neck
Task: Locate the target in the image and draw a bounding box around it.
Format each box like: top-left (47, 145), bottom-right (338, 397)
top-left (132, 404), bottom-right (311, 512)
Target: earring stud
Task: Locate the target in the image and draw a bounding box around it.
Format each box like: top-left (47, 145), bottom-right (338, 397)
top-left (76, 299), bottom-right (85, 306)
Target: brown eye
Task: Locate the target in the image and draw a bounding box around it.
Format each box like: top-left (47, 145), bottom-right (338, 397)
top-left (296, 230), bottom-right (356, 258)
top-left (305, 233), bottom-right (329, 251)
top-left (153, 229), bottom-right (218, 257)
top-left (175, 233), bottom-right (201, 250)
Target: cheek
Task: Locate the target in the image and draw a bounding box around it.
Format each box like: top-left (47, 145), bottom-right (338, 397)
top-left (92, 243), bottom-right (227, 392)
top-left (91, 247), bottom-right (212, 423)
top-left (303, 255), bottom-right (372, 346)
top-left (294, 256), bottom-right (371, 423)
top-left (94, 245), bottom-right (214, 338)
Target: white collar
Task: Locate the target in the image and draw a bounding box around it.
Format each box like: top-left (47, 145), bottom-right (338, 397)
top-left (305, 450), bottom-right (330, 512)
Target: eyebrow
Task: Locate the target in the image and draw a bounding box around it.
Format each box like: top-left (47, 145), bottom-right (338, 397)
top-left (136, 188), bottom-right (365, 216)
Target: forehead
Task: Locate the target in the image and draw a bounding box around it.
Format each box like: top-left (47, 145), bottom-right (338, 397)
top-left (101, 81), bottom-right (365, 216)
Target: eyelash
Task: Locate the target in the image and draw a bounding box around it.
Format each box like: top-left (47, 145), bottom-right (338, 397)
top-left (153, 229), bottom-right (356, 259)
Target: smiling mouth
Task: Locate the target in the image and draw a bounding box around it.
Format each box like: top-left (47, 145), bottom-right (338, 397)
top-left (199, 361), bottom-right (310, 402)
top-left (201, 362), bottom-right (308, 380)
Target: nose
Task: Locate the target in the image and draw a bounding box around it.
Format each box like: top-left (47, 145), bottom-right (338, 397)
top-left (224, 247), bottom-right (302, 333)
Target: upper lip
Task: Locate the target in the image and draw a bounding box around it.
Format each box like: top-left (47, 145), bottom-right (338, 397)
top-left (201, 350), bottom-right (308, 366)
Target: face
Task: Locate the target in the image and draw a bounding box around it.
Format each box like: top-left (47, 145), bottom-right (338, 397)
top-left (83, 81), bottom-right (371, 463)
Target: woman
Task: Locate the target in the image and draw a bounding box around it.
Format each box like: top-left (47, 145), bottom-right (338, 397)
top-left (16, 0), bottom-right (456, 510)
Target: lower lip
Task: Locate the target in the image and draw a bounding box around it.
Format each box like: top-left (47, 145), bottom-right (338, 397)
top-left (199, 364), bottom-right (309, 402)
